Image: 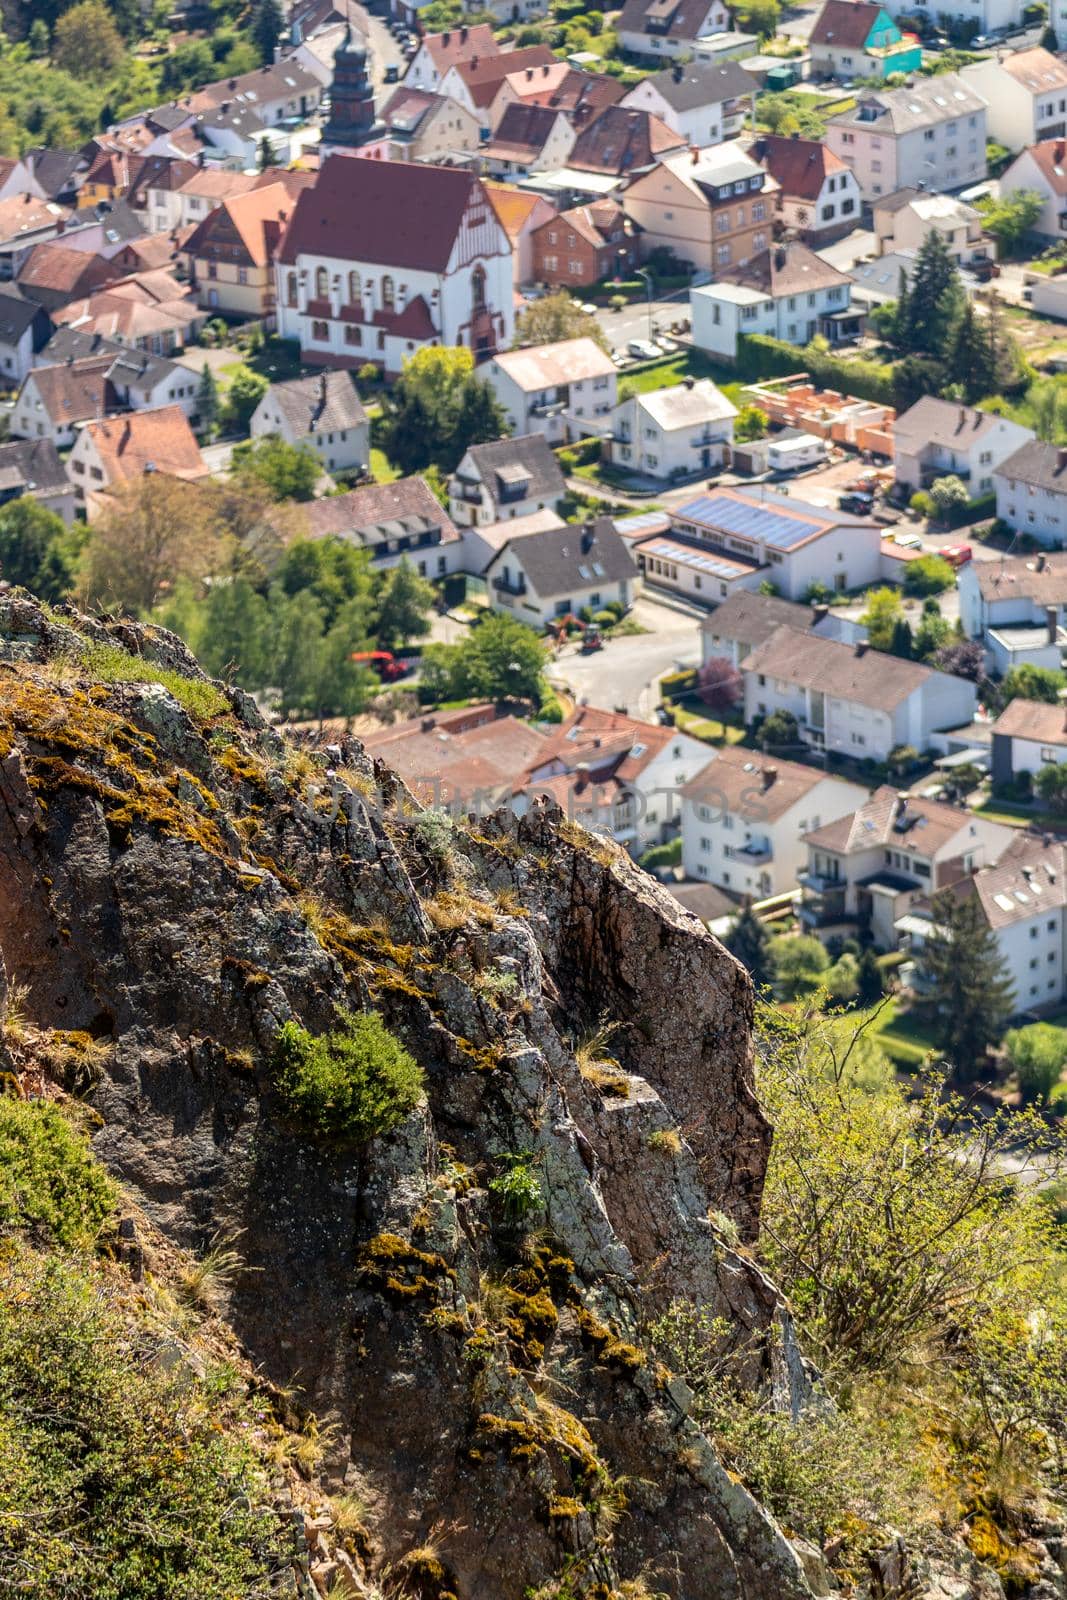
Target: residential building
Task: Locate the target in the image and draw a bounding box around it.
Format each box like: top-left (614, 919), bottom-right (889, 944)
top-left (491, 65), bottom-right (624, 129)
top-left (402, 25), bottom-right (501, 94)
top-left (872, 187), bottom-right (993, 268)
top-left (12, 357), bottom-right (114, 450)
top-left (620, 60), bottom-right (756, 148)
top-left (690, 241), bottom-right (858, 362)
top-left (521, 704), bottom-right (712, 852)
top-left (1029, 273), bottom-right (1067, 320)
top-left (184, 180), bottom-right (303, 321)
top-left (377, 87), bottom-right (482, 164)
top-left (66, 405), bottom-right (207, 516)
top-left (276, 475), bottom-right (463, 577)
top-left (901, 833), bottom-right (1067, 1015)
top-left (958, 550), bottom-right (1067, 640)
top-left (963, 47), bottom-right (1067, 151)
top-left (52, 270), bottom-right (205, 355)
top-left (825, 74), bottom-right (988, 201)
top-left (449, 433), bottom-right (566, 528)
top-left (149, 168), bottom-right (263, 234)
top-left (1000, 138), bottom-right (1067, 242)
top-left (484, 517), bottom-right (638, 627)
top-left (622, 142), bottom-right (778, 275)
top-left (994, 438), bottom-right (1067, 548)
top-left (0, 437), bottom-right (75, 523)
top-left (15, 244), bottom-right (119, 314)
top-left (893, 396), bottom-right (1033, 498)
top-left (809, 0), bottom-right (921, 80)
top-left (529, 198), bottom-right (636, 288)
top-left (750, 135), bottom-right (862, 246)
top-left (362, 703), bottom-right (551, 810)
top-left (700, 589), bottom-right (859, 668)
top-left (607, 376), bottom-right (737, 480)
top-left (799, 785), bottom-right (1014, 947)
top-left (484, 184), bottom-right (558, 287)
top-left (249, 370), bottom-right (369, 476)
top-left (275, 156), bottom-right (514, 375)
top-left (0, 158), bottom-right (45, 202)
top-left (880, 0), bottom-right (1026, 33)
top-left (616, 0), bottom-right (732, 61)
top-left (565, 105), bottom-right (687, 181)
top-left (482, 104), bottom-right (577, 179)
top-left (0, 195), bottom-right (73, 281)
top-left (0, 289), bottom-right (53, 387)
top-left (455, 505), bottom-right (566, 577)
top-left (438, 47), bottom-right (557, 125)
top-left (637, 486), bottom-right (883, 605)
top-left (173, 56), bottom-right (326, 127)
top-left (485, 337), bottom-right (617, 444)
top-left (741, 627), bottom-right (978, 762)
top-left (991, 698), bottom-right (1067, 788)
top-left (681, 747), bottom-right (869, 901)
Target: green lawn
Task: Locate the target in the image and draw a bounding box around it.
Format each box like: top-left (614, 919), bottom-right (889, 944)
top-left (852, 997), bottom-right (941, 1068)
top-left (370, 447), bottom-right (401, 484)
top-left (621, 349), bottom-right (745, 403)
top-left (973, 798), bottom-right (1067, 832)
top-left (672, 705), bottom-right (748, 745)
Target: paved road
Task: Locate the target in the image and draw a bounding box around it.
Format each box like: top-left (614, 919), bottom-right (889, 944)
top-left (367, 10), bottom-right (405, 97)
top-left (596, 290), bottom-right (692, 356)
top-left (546, 595), bottom-right (702, 718)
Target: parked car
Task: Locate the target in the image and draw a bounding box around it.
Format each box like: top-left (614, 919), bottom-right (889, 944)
top-left (839, 491), bottom-right (874, 514)
top-left (384, 62), bottom-right (400, 81)
top-left (626, 338), bottom-right (660, 361)
top-left (611, 347), bottom-right (629, 366)
top-left (894, 532), bottom-right (923, 550)
top-left (942, 543), bottom-right (973, 567)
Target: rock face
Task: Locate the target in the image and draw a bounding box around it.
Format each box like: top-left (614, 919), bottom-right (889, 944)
top-left (0, 595), bottom-right (815, 1600)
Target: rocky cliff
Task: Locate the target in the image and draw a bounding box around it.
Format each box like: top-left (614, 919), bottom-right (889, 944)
top-left (0, 593), bottom-right (818, 1600)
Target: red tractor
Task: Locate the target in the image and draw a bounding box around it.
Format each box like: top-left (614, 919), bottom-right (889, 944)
top-left (350, 650), bottom-right (412, 682)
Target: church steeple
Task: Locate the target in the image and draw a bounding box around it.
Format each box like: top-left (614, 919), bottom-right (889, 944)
top-left (323, 24), bottom-right (376, 149)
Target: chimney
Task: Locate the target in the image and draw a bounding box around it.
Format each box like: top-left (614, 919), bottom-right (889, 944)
top-left (471, 54), bottom-right (479, 68)
top-left (761, 766), bottom-right (777, 790)
top-left (1058, 447), bottom-right (1067, 472)
top-left (672, 62), bottom-right (683, 81)
top-left (691, 146), bottom-right (699, 164)
top-left (1038, 552), bottom-right (1048, 572)
top-left (421, 716), bottom-right (436, 731)
top-left (459, 25), bottom-right (467, 40)
top-left (573, 761), bottom-right (590, 793)
top-left (580, 522), bottom-right (595, 552)
top-left (774, 244), bottom-right (786, 270)
top-left (1048, 604), bottom-right (1058, 645)
top-left (683, 374), bottom-right (694, 389)
top-left (855, 641), bottom-right (868, 657)
top-left (442, 29), bottom-right (450, 43)
top-left (811, 602), bottom-right (829, 623)
top-left (525, 66), bottom-right (533, 79)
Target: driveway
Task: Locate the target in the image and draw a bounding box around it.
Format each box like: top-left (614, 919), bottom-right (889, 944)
top-left (596, 290), bottom-right (692, 355)
top-left (547, 595), bottom-right (702, 718)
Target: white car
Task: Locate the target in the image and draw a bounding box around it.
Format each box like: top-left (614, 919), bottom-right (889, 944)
top-left (894, 532), bottom-right (923, 550)
top-left (627, 338), bottom-right (660, 361)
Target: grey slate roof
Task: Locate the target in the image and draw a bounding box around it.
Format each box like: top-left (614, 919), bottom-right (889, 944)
top-left (0, 288), bottom-right (50, 349)
top-left (491, 516), bottom-right (637, 596)
top-left (264, 369), bottom-right (368, 439)
top-left (643, 59), bottom-right (756, 110)
top-left (700, 589), bottom-right (814, 649)
top-left (463, 433), bottom-right (566, 506)
top-left (995, 438), bottom-right (1067, 494)
top-left (830, 72), bottom-right (986, 134)
top-left (38, 327), bottom-right (183, 392)
top-left (0, 438), bottom-right (68, 500)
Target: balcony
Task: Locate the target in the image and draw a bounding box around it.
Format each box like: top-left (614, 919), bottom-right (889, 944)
top-left (530, 397), bottom-right (567, 418)
top-left (492, 574), bottom-right (527, 596)
top-left (690, 431), bottom-right (724, 449)
top-left (725, 840), bottom-right (772, 863)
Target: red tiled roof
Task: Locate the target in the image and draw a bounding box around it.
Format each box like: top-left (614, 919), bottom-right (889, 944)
top-left (751, 133), bottom-right (847, 201)
top-left (485, 103), bottom-right (564, 160)
top-left (568, 105), bottom-right (686, 176)
top-left (810, 0), bottom-right (883, 49)
top-left (184, 179), bottom-right (297, 269)
top-left (421, 23), bottom-right (500, 71)
top-left (17, 243), bottom-right (119, 299)
top-left (452, 46), bottom-right (556, 109)
top-left (1022, 137), bottom-right (1067, 196)
top-left (80, 405), bottom-right (206, 484)
top-left (276, 154), bottom-right (494, 273)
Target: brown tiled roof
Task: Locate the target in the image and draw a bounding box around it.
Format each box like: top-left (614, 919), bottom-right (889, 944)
top-left (520, 66), bottom-right (625, 120)
top-left (484, 182), bottom-right (555, 241)
top-left (527, 704), bottom-right (677, 782)
top-left (421, 23), bottom-right (500, 71)
top-left (665, 880), bottom-right (737, 922)
top-left (485, 102), bottom-right (565, 161)
top-left (810, 0), bottom-right (884, 49)
top-left (681, 743), bottom-right (839, 822)
top-left (453, 46), bottom-right (556, 109)
top-left (719, 240), bottom-right (850, 297)
top-left (700, 589), bottom-right (814, 648)
top-left (991, 697), bottom-right (1067, 746)
top-left (23, 356), bottom-right (113, 425)
top-left (742, 626), bottom-right (936, 712)
top-left (804, 784), bottom-right (977, 856)
top-left (750, 133), bottom-right (848, 201)
top-left (895, 395), bottom-right (1007, 452)
top-left (996, 438), bottom-right (1067, 495)
top-left (184, 179), bottom-right (296, 269)
top-left (80, 405), bottom-right (206, 484)
top-left (380, 86), bottom-right (439, 130)
top-left (492, 336), bottom-right (615, 388)
top-left (364, 712), bottom-right (548, 803)
top-left (535, 198), bottom-right (627, 249)
top-left (16, 243), bottom-right (118, 301)
top-left (998, 45), bottom-right (1067, 91)
top-left (277, 155), bottom-right (492, 272)
top-left (289, 474), bottom-right (460, 547)
top-left (0, 194), bottom-right (68, 242)
top-left (616, 0), bottom-right (719, 44)
top-left (569, 105), bottom-right (685, 176)
top-left (972, 552), bottom-right (1067, 604)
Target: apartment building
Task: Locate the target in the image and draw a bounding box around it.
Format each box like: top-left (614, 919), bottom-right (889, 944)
top-left (825, 73), bottom-right (987, 200)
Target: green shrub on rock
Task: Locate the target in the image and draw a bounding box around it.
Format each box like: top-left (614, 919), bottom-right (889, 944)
top-left (272, 1011), bottom-right (424, 1142)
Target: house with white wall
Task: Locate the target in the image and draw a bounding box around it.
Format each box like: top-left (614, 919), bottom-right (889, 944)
top-left (606, 377), bottom-right (736, 481)
top-left (275, 156), bottom-right (514, 377)
top-left (619, 60), bottom-right (756, 147)
top-left (893, 396), bottom-right (1033, 498)
top-left (402, 25), bottom-right (500, 93)
top-left (484, 337), bottom-right (617, 445)
top-left (999, 139), bottom-right (1067, 242)
top-left (901, 834), bottom-right (1067, 1015)
top-left (700, 589), bottom-right (864, 668)
top-left (959, 550), bottom-right (1067, 640)
top-left (690, 241), bottom-right (857, 362)
top-left (825, 73), bottom-right (988, 201)
top-left (522, 703), bottom-right (712, 852)
top-left (991, 698), bottom-right (1067, 789)
top-left (616, 0), bottom-right (732, 60)
top-left (799, 785), bottom-right (1015, 948)
top-left (449, 433), bottom-right (565, 528)
top-left (752, 136), bottom-right (863, 247)
top-left (963, 47), bottom-right (1067, 151)
top-left (250, 369), bottom-right (369, 476)
top-left (680, 746), bottom-right (869, 902)
top-left (873, 188), bottom-right (993, 268)
top-left (809, 0), bottom-right (922, 81)
top-left (484, 517), bottom-right (638, 627)
top-left (741, 626), bottom-right (978, 761)
top-left (994, 439), bottom-right (1067, 548)
top-left (881, 0), bottom-right (1026, 42)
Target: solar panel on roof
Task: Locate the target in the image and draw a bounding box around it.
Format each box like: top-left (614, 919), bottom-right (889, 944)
top-left (674, 492), bottom-right (825, 551)
top-left (641, 538), bottom-right (747, 580)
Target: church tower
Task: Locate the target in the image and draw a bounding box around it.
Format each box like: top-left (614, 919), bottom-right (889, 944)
top-left (322, 25), bottom-right (377, 150)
